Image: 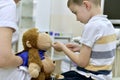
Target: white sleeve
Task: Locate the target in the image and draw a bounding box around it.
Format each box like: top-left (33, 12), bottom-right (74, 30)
top-left (80, 24), bottom-right (104, 47)
top-left (0, 0), bottom-right (18, 31)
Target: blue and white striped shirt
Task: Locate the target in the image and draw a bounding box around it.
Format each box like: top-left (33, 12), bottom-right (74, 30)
top-left (77, 15), bottom-right (116, 80)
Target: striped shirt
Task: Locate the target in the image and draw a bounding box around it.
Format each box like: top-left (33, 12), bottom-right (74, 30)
top-left (77, 15), bottom-right (116, 80)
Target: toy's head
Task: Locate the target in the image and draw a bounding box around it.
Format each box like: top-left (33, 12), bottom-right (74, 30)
top-left (22, 28), bottom-right (52, 51)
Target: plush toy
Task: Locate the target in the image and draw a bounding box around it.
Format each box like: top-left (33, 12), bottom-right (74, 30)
top-left (17, 28), bottom-right (56, 80)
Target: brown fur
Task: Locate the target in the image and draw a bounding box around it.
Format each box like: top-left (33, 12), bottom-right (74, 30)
top-left (22, 28), bottom-right (39, 50)
top-left (22, 28), bottom-right (51, 80)
top-left (28, 48), bottom-right (45, 80)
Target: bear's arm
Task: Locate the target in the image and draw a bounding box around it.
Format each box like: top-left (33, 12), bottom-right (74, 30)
top-left (28, 48), bottom-right (42, 67)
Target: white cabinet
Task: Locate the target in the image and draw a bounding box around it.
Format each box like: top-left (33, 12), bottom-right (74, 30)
top-left (17, 0), bottom-right (34, 52)
top-left (33, 0), bottom-right (51, 32)
top-left (48, 35), bottom-right (72, 73)
top-left (18, 0), bottom-right (34, 29)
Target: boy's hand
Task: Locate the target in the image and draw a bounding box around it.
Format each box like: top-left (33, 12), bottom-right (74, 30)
top-left (66, 43), bottom-right (81, 52)
top-left (52, 42), bottom-right (65, 51)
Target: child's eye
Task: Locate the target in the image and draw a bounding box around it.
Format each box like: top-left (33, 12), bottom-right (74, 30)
top-left (72, 11), bottom-right (76, 14)
top-left (74, 12), bottom-right (76, 14)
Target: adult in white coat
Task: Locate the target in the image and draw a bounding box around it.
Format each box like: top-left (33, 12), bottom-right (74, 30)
top-left (0, 0), bottom-right (30, 80)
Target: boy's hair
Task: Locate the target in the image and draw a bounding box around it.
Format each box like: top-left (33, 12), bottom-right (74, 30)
top-left (67, 0), bottom-right (101, 7)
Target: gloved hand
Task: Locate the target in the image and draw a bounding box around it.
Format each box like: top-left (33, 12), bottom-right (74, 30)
top-left (16, 51), bottom-right (29, 67)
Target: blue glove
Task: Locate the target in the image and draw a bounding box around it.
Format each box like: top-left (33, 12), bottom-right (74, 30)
top-left (16, 51), bottom-right (29, 67)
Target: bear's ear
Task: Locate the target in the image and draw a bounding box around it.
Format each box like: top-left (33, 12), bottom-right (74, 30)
top-left (26, 41), bottom-right (32, 48)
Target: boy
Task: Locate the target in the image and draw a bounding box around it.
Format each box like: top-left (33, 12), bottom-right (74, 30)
top-left (53, 0), bottom-right (116, 80)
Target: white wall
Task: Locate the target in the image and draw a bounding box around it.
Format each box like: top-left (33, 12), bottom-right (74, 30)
top-left (34, 0), bottom-right (83, 36)
top-left (33, 0), bottom-right (84, 36)
top-left (50, 0), bottom-right (84, 37)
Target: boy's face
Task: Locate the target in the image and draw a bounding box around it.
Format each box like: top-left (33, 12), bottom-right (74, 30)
top-left (14, 0), bottom-right (20, 4)
top-left (69, 2), bottom-right (91, 24)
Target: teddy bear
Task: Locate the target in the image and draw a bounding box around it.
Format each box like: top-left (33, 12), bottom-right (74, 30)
top-left (16, 28), bottom-right (56, 80)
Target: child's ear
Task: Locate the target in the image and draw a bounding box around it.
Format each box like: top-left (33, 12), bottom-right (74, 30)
top-left (26, 41), bottom-right (32, 48)
top-left (83, 0), bottom-right (91, 11)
